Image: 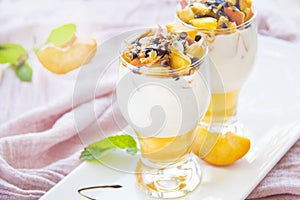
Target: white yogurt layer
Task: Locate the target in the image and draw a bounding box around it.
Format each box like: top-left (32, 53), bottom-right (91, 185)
top-left (116, 65), bottom-right (210, 138)
top-left (207, 22), bottom-right (257, 93)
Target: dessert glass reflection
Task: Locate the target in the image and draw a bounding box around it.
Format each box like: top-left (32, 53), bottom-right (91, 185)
top-left (116, 28), bottom-right (210, 198)
top-left (176, 0), bottom-right (257, 135)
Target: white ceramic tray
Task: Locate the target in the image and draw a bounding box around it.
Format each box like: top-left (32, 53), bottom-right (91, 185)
top-left (40, 36), bottom-right (300, 200)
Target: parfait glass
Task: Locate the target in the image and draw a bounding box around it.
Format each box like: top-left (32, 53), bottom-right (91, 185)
top-left (176, 2), bottom-right (257, 136)
top-left (116, 30), bottom-right (210, 198)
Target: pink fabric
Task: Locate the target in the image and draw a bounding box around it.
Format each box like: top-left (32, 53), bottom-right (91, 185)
top-left (248, 140), bottom-right (300, 199)
top-left (0, 0), bottom-right (300, 200)
top-left (0, 73), bottom-right (119, 200)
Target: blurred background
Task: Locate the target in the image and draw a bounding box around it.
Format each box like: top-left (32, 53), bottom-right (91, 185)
top-left (0, 0), bottom-right (300, 45)
top-left (0, 0), bottom-right (299, 123)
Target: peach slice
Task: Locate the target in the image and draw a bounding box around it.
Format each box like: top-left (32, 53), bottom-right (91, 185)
top-left (169, 46), bottom-right (191, 75)
top-left (180, 0), bottom-right (188, 8)
top-left (244, 7), bottom-right (254, 21)
top-left (224, 7), bottom-right (245, 26)
top-left (58, 34), bottom-right (77, 48)
top-left (122, 52), bottom-right (132, 63)
top-left (226, 0), bottom-right (237, 5)
top-left (238, 0), bottom-right (252, 12)
top-left (192, 127), bottom-right (251, 166)
top-left (218, 16), bottom-right (237, 32)
top-left (130, 58), bottom-right (142, 66)
top-left (186, 43), bottom-right (205, 58)
top-left (170, 46), bottom-right (191, 69)
top-left (238, 0), bottom-right (253, 21)
top-left (190, 4), bottom-right (210, 16)
top-left (37, 37), bottom-right (97, 74)
top-left (189, 17), bottom-right (218, 30)
top-left (177, 7), bottom-right (195, 24)
top-left (166, 23), bottom-right (198, 40)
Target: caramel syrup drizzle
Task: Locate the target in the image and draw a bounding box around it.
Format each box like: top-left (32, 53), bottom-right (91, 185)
top-left (77, 185), bottom-right (123, 200)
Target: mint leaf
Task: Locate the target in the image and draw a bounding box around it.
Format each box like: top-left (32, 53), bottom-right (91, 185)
top-left (80, 134), bottom-right (139, 162)
top-left (108, 134), bottom-right (137, 149)
top-left (0, 43), bottom-right (32, 82)
top-left (80, 138), bottom-right (116, 161)
top-left (45, 23), bottom-right (76, 46)
top-left (15, 62), bottom-right (32, 82)
top-left (0, 43), bottom-right (27, 65)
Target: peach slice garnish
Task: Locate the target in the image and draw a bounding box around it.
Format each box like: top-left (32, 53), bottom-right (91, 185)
top-left (239, 0), bottom-right (252, 12)
top-left (192, 127), bottom-right (251, 166)
top-left (190, 4), bottom-right (210, 16)
top-left (169, 45), bottom-right (191, 74)
top-left (37, 37), bottom-right (97, 74)
top-left (224, 7), bottom-right (245, 26)
top-left (177, 7), bottom-right (195, 24)
top-left (189, 17), bottom-right (218, 30)
top-left (186, 42), bottom-right (205, 58)
top-left (166, 23), bottom-right (198, 40)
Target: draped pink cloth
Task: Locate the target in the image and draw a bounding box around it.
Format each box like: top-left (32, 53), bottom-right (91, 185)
top-left (0, 0), bottom-right (299, 199)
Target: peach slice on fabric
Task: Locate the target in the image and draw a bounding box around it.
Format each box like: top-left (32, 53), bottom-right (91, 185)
top-left (37, 38), bottom-right (97, 74)
top-left (36, 23), bottom-right (97, 74)
top-left (192, 127), bottom-right (251, 166)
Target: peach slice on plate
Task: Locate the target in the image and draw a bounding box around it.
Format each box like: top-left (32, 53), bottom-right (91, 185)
top-left (192, 127), bottom-right (251, 166)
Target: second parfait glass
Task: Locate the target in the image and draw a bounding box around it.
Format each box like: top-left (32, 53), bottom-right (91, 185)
top-left (176, 0), bottom-right (257, 136)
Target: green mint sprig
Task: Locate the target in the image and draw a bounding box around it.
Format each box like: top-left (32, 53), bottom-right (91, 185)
top-left (0, 43), bottom-right (32, 82)
top-left (80, 134), bottom-right (139, 162)
top-left (45, 23), bottom-right (76, 46)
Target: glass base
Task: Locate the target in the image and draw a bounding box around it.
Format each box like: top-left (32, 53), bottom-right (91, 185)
top-left (135, 154), bottom-right (201, 199)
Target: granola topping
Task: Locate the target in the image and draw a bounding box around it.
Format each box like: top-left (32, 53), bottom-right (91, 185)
top-left (121, 27), bottom-right (206, 76)
top-left (177, 0), bottom-right (254, 34)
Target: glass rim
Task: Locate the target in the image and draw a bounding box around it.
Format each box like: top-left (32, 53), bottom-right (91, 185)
top-left (119, 28), bottom-right (209, 76)
top-left (175, 4), bottom-right (257, 33)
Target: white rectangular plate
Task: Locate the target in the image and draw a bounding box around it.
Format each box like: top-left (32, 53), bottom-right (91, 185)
top-left (41, 36), bottom-right (300, 200)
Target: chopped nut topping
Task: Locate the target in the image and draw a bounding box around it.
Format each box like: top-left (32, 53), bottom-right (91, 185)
top-left (149, 50), bottom-right (157, 59)
top-left (121, 27), bottom-right (206, 75)
top-left (177, 0), bottom-right (254, 33)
